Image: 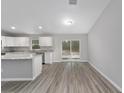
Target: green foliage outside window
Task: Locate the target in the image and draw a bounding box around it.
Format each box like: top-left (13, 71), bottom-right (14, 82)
top-left (32, 40), bottom-right (40, 49)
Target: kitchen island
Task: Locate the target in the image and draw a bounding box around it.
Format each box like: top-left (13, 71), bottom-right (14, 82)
top-left (1, 52), bottom-right (42, 81)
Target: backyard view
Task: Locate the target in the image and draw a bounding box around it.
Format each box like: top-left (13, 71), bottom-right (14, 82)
top-left (62, 40), bottom-right (80, 58)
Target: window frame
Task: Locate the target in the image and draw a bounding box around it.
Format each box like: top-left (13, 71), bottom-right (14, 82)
top-left (61, 39), bottom-right (81, 59)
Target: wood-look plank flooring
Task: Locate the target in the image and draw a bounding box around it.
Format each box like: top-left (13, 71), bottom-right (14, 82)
top-left (1, 62), bottom-right (121, 93)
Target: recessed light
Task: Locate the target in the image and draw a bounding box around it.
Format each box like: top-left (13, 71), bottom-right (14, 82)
top-left (11, 26), bottom-right (16, 30)
top-left (38, 26), bottom-right (43, 29)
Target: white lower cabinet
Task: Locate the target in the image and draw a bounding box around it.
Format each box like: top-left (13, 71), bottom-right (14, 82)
top-left (1, 54), bottom-right (42, 81)
top-left (45, 52), bottom-right (53, 64)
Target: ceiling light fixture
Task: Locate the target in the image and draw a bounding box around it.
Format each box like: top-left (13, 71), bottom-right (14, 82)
top-left (11, 26), bottom-right (16, 30)
top-left (64, 19), bottom-right (74, 26)
top-left (38, 26), bottom-right (43, 29)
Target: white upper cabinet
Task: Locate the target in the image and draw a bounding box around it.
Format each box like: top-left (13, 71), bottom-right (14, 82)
top-left (39, 37), bottom-right (53, 46)
top-left (15, 37), bottom-right (30, 46)
top-left (5, 37), bottom-right (14, 47)
top-left (1, 36), bottom-right (6, 48)
top-left (5, 37), bottom-right (30, 47)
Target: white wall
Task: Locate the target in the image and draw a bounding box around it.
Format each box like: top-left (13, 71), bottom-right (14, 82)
top-left (53, 34), bottom-right (88, 62)
top-left (88, 0), bottom-right (122, 90)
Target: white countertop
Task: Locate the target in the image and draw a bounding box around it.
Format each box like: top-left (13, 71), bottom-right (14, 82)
top-left (1, 52), bottom-right (35, 60)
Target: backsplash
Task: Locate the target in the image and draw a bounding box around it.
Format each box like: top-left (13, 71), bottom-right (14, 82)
top-left (2, 46), bottom-right (54, 53)
top-left (3, 47), bottom-right (30, 52)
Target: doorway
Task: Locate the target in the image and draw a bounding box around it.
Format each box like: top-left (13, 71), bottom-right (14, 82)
top-left (61, 40), bottom-right (80, 59)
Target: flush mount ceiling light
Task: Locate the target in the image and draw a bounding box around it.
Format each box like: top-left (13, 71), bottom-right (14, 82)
top-left (11, 26), bottom-right (16, 30)
top-left (64, 19), bottom-right (74, 26)
top-left (38, 26), bottom-right (43, 29)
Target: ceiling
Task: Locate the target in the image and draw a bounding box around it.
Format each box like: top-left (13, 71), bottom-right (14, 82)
top-left (1, 0), bottom-right (111, 35)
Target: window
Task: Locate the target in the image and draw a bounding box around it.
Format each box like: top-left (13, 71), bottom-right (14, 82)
top-left (62, 40), bottom-right (80, 59)
top-left (62, 40), bottom-right (71, 56)
top-left (32, 40), bottom-right (40, 49)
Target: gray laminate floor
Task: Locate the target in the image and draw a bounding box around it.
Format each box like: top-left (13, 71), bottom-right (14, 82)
top-left (1, 62), bottom-right (121, 93)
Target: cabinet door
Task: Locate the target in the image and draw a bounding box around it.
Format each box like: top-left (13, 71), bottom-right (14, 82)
top-left (15, 37), bottom-right (30, 46)
top-left (45, 52), bottom-right (53, 64)
top-left (1, 36), bottom-right (6, 48)
top-left (39, 37), bottom-right (53, 46)
top-left (5, 37), bottom-right (30, 47)
top-left (5, 37), bottom-right (14, 47)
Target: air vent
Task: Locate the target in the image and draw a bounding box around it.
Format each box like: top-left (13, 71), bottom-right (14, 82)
top-left (69, 0), bottom-right (77, 5)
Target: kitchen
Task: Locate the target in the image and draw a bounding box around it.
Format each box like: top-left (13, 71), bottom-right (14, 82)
top-left (1, 0), bottom-right (122, 92)
top-left (1, 36), bottom-right (53, 81)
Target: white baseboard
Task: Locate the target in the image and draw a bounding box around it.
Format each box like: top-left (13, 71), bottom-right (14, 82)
top-left (89, 61), bottom-right (122, 92)
top-left (1, 78), bottom-right (33, 81)
top-left (53, 59), bottom-right (88, 62)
